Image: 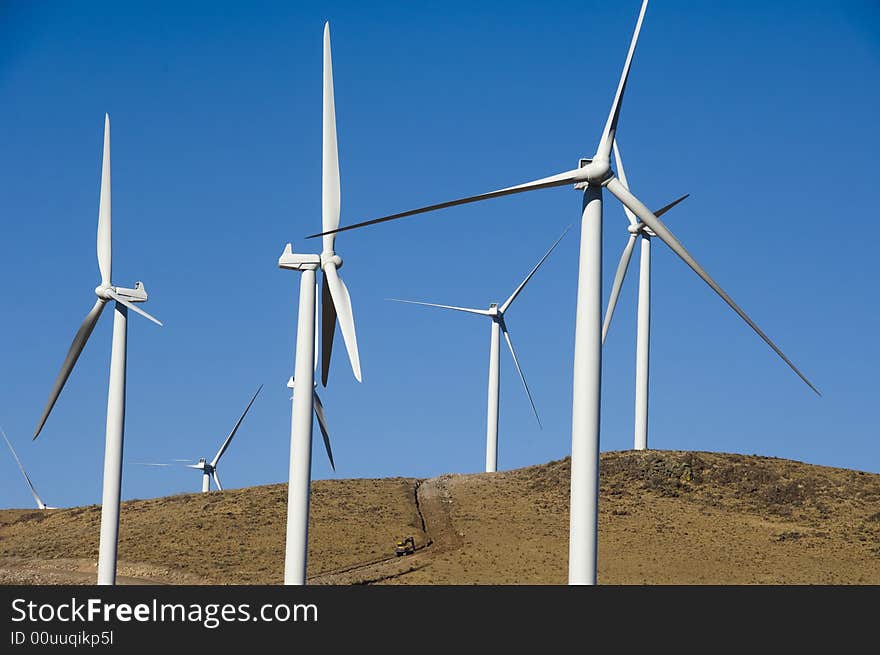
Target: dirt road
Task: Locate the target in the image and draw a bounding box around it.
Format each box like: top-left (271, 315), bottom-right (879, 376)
top-left (307, 475), bottom-right (459, 584)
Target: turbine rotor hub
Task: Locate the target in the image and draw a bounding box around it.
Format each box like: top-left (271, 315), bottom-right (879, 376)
top-left (95, 285), bottom-right (113, 300)
top-left (573, 158), bottom-right (613, 189)
top-left (586, 158), bottom-right (613, 184)
top-left (627, 223), bottom-right (655, 237)
top-left (321, 252), bottom-right (343, 270)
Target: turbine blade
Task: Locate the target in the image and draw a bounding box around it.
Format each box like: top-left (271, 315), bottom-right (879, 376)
top-left (323, 262), bottom-right (362, 382)
top-left (500, 224), bottom-right (572, 313)
top-left (211, 384), bottom-right (263, 466)
top-left (386, 298), bottom-right (490, 316)
top-left (605, 176), bottom-right (820, 395)
top-left (313, 390), bottom-right (335, 471)
top-left (2, 427), bottom-right (47, 509)
top-left (602, 234), bottom-right (638, 344)
top-left (500, 323), bottom-right (541, 428)
top-left (97, 114), bottom-right (112, 287)
top-left (33, 298), bottom-right (107, 439)
top-left (105, 290), bottom-right (163, 326)
top-left (322, 22), bottom-right (341, 254)
top-left (306, 167), bottom-right (582, 239)
top-left (612, 140), bottom-right (638, 226)
top-left (321, 273), bottom-right (337, 386)
top-left (134, 462), bottom-right (172, 467)
top-left (212, 470), bottom-right (223, 491)
top-left (596, 0), bottom-right (649, 161)
top-left (653, 193), bottom-right (690, 219)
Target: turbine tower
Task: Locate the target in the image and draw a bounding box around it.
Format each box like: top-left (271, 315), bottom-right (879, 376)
top-left (388, 225), bottom-right (570, 472)
top-left (33, 114), bottom-right (162, 585)
top-left (2, 427), bottom-right (55, 510)
top-left (602, 141), bottom-right (689, 450)
top-left (309, 0), bottom-right (818, 585)
top-left (278, 21), bottom-right (361, 585)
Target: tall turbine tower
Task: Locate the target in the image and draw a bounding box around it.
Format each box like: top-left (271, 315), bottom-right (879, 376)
top-left (278, 22), bottom-right (361, 585)
top-left (310, 0), bottom-right (818, 584)
top-left (388, 226), bottom-right (570, 472)
top-left (33, 115), bottom-right (162, 585)
top-left (602, 141), bottom-right (689, 450)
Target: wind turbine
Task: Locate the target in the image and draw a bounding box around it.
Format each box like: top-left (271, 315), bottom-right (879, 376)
top-left (138, 386), bottom-right (263, 492)
top-left (309, 0), bottom-right (818, 585)
top-left (184, 385), bottom-right (262, 492)
top-left (602, 141), bottom-right (689, 451)
top-left (33, 114), bottom-right (162, 585)
top-left (2, 427), bottom-right (55, 510)
top-left (277, 21), bottom-right (361, 585)
top-left (388, 225), bottom-right (570, 473)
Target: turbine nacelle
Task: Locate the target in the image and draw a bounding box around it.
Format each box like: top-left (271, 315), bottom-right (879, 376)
top-left (95, 282), bottom-right (149, 303)
top-left (279, 244), bottom-right (320, 271)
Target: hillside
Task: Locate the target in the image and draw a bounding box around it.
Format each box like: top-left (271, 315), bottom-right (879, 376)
top-left (1, 450), bottom-right (879, 584)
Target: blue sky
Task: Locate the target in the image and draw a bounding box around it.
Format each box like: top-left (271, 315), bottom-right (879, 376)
top-left (1, 1), bottom-right (878, 508)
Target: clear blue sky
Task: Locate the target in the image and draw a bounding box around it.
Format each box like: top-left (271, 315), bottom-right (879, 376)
top-left (1, 1), bottom-right (878, 508)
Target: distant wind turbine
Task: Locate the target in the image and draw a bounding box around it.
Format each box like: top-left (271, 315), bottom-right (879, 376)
top-left (138, 385), bottom-right (263, 492)
top-left (2, 427), bottom-right (55, 510)
top-left (32, 114), bottom-right (162, 585)
top-left (387, 225), bottom-right (570, 472)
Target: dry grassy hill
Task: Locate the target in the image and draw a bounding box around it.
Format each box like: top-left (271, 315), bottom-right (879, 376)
top-left (2, 450), bottom-right (879, 584)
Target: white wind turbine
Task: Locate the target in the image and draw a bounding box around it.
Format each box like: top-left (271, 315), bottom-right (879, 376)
top-left (138, 385), bottom-right (263, 492)
top-left (310, 0), bottom-right (819, 585)
top-left (33, 114), bottom-right (162, 585)
top-left (602, 141), bottom-right (689, 451)
top-left (388, 226), bottom-right (570, 473)
top-left (185, 385), bottom-right (263, 492)
top-left (2, 427), bottom-right (55, 510)
top-left (277, 21), bottom-right (361, 585)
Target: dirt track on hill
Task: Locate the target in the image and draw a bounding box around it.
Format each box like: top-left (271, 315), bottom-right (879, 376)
top-left (308, 475), bottom-right (461, 584)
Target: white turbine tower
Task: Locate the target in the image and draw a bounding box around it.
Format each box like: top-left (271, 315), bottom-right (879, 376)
top-left (388, 226), bottom-right (570, 473)
top-left (310, 0), bottom-right (819, 585)
top-left (602, 141), bottom-right (689, 451)
top-left (33, 114), bottom-right (162, 585)
top-left (2, 427), bottom-right (55, 510)
top-left (277, 21), bottom-right (361, 585)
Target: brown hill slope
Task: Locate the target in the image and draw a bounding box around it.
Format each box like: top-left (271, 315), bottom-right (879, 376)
top-left (1, 451), bottom-right (879, 584)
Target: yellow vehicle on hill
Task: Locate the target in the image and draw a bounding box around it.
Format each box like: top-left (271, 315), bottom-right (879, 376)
top-left (395, 536), bottom-right (415, 556)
